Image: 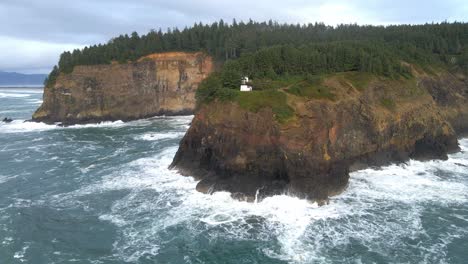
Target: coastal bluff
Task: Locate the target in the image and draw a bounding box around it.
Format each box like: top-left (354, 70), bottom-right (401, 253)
top-left (171, 70), bottom-right (468, 202)
top-left (33, 52), bottom-right (213, 124)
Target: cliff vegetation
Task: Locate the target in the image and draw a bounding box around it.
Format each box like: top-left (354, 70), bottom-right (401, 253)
top-left (45, 21), bottom-right (468, 87)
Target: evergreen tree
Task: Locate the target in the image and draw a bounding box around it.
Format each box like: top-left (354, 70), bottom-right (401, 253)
top-left (45, 20), bottom-right (468, 87)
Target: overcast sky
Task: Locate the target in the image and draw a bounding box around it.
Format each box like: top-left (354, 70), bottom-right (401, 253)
top-left (1, 0), bottom-right (467, 74)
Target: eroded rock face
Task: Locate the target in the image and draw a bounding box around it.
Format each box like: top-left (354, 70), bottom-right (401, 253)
top-left (171, 72), bottom-right (468, 202)
top-left (33, 52), bottom-right (213, 124)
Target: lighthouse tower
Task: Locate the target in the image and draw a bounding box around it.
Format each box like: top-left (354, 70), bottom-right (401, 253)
top-left (240, 76), bottom-right (252, 92)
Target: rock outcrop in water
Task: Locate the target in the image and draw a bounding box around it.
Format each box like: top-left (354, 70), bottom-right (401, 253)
top-left (33, 52), bottom-right (213, 124)
top-left (171, 70), bottom-right (468, 202)
top-left (2, 117), bottom-right (13, 123)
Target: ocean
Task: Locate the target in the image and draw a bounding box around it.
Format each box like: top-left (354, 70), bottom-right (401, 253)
top-left (0, 87), bottom-right (467, 263)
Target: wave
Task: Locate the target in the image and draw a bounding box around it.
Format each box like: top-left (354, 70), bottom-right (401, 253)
top-left (150, 115), bottom-right (193, 128)
top-left (0, 120), bottom-right (57, 133)
top-left (0, 115), bottom-right (194, 134)
top-left (0, 175), bottom-right (17, 185)
top-left (134, 131), bottom-right (186, 141)
top-left (13, 242), bottom-right (31, 262)
top-left (0, 92), bottom-right (31, 98)
top-left (44, 139), bottom-right (465, 263)
top-left (150, 115), bottom-right (194, 121)
top-left (0, 120), bottom-right (127, 133)
top-left (0, 110), bottom-right (17, 114)
top-left (26, 113), bottom-right (465, 263)
top-left (24, 99), bottom-right (43, 104)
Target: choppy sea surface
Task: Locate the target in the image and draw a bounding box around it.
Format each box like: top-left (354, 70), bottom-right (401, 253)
top-left (0, 87), bottom-right (467, 264)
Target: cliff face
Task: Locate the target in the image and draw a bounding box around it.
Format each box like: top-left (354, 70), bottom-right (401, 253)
top-left (33, 52), bottom-right (213, 124)
top-left (171, 71), bottom-right (468, 202)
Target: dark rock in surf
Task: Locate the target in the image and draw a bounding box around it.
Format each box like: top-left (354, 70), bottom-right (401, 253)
top-left (2, 117), bottom-right (13, 123)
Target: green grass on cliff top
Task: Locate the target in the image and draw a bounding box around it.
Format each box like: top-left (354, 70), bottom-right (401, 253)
top-left (236, 90), bottom-right (294, 123)
top-left (340, 72), bottom-right (375, 91)
top-left (285, 75), bottom-right (336, 101)
top-left (196, 71), bottom-right (418, 124)
top-left (236, 74), bottom-right (336, 122)
top-left (197, 74), bottom-right (301, 123)
top-left (197, 86), bottom-right (294, 123)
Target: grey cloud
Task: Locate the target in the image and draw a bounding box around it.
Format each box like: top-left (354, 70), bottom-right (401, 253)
top-left (0, 0), bottom-right (466, 73)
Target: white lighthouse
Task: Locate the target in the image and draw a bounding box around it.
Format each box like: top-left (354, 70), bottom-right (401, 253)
top-left (240, 76), bottom-right (252, 92)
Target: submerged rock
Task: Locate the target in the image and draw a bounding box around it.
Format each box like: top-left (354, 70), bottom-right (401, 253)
top-left (2, 117), bottom-right (13, 123)
top-left (171, 71), bottom-right (468, 202)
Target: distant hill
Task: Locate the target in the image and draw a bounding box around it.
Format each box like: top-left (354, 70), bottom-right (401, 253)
top-left (0, 71), bottom-right (47, 86)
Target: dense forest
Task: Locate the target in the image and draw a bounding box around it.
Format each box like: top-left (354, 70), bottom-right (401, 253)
top-left (45, 20), bottom-right (468, 88)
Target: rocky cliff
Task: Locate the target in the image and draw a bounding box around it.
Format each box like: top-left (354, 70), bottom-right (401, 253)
top-left (33, 52), bottom-right (213, 124)
top-left (171, 70), bottom-right (468, 202)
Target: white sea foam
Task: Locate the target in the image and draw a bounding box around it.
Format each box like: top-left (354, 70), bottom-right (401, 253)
top-left (13, 242), bottom-right (31, 261)
top-left (0, 120), bottom-right (127, 133)
top-left (44, 130), bottom-right (468, 263)
top-left (125, 147), bottom-right (466, 262)
top-left (151, 115), bottom-right (194, 122)
top-left (67, 120), bottom-right (126, 129)
top-left (0, 92), bottom-right (31, 98)
top-left (459, 138), bottom-right (468, 151)
top-left (152, 115), bottom-right (194, 129)
top-left (0, 175), bottom-right (17, 185)
top-left (1, 237), bottom-right (13, 245)
top-left (346, 160), bottom-right (468, 204)
top-left (25, 99), bottom-right (43, 104)
top-left (0, 110), bottom-right (16, 114)
top-left (0, 120), bottom-right (57, 133)
top-left (0, 115), bottom-right (193, 134)
top-left (75, 146), bottom-right (342, 262)
top-left (134, 131), bottom-right (185, 141)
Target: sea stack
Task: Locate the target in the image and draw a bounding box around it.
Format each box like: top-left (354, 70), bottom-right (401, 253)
top-left (170, 70), bottom-right (468, 202)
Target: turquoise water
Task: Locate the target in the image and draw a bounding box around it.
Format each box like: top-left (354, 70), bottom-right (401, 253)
top-left (0, 87), bottom-right (467, 264)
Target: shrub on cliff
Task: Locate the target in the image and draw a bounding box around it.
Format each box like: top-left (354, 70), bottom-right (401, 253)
top-left (196, 73), bottom-right (238, 105)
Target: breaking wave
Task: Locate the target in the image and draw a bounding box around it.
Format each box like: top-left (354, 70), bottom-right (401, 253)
top-left (49, 137), bottom-right (468, 263)
top-left (134, 131), bottom-right (186, 141)
top-left (2, 88), bottom-right (467, 263)
top-left (0, 92), bottom-right (31, 98)
top-left (0, 120), bottom-right (128, 133)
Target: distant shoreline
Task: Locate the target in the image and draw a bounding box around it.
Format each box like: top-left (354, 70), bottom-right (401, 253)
top-left (0, 85), bottom-right (44, 88)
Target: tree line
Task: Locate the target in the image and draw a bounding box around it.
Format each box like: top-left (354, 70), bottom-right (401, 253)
top-left (45, 20), bottom-right (468, 86)
top-left (220, 41), bottom-right (412, 89)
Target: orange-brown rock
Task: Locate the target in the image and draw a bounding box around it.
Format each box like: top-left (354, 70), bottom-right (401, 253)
top-left (171, 71), bottom-right (468, 202)
top-left (33, 52), bottom-right (213, 124)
